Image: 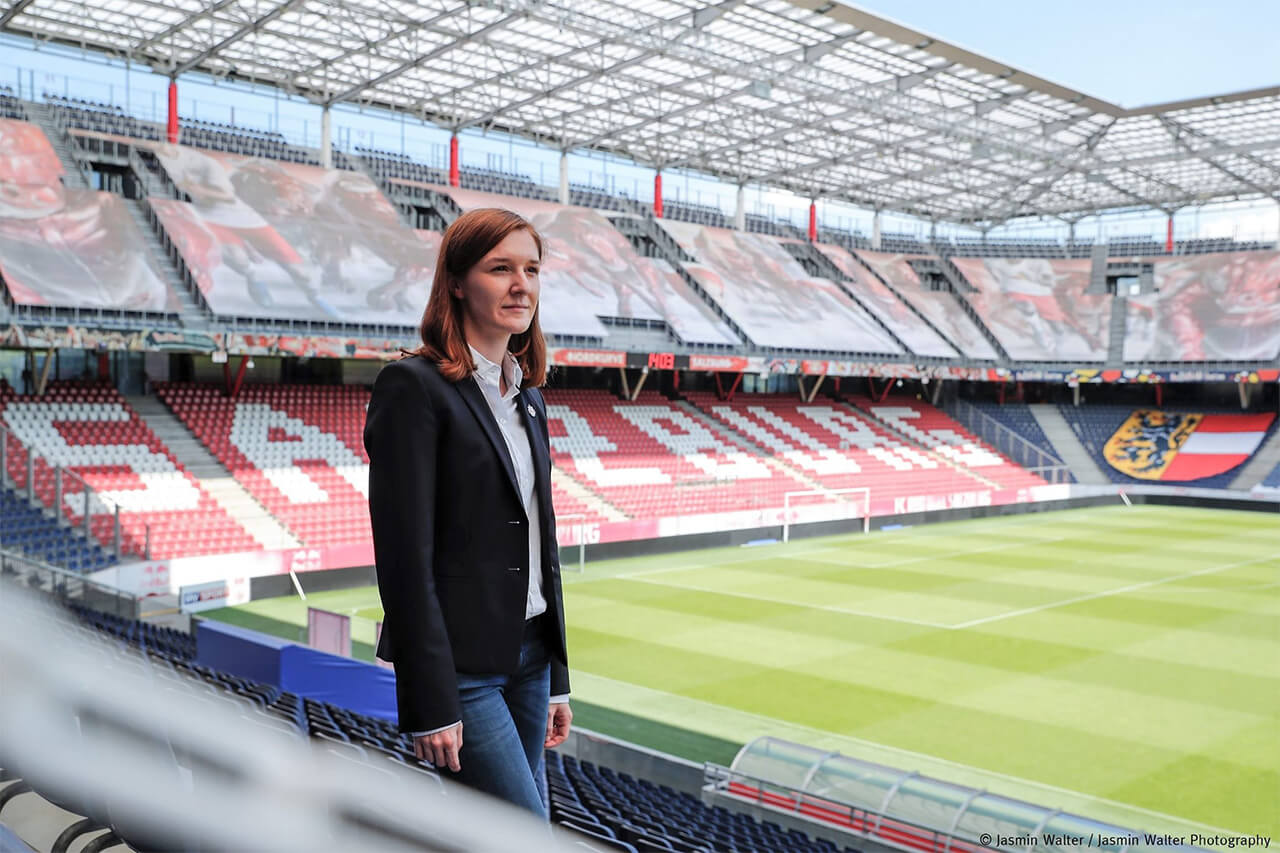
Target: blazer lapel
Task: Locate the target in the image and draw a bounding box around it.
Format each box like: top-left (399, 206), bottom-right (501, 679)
top-left (454, 378), bottom-right (522, 504)
top-left (517, 390), bottom-right (554, 520)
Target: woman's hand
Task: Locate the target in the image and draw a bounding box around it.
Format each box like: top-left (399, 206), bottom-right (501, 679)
top-left (545, 702), bottom-right (572, 748)
top-left (414, 722), bottom-right (463, 772)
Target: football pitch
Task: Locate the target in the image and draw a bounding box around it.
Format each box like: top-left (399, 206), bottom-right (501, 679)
top-left (203, 505), bottom-right (1279, 839)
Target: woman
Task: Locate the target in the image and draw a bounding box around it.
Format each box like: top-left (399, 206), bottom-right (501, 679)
top-left (364, 208), bottom-right (572, 818)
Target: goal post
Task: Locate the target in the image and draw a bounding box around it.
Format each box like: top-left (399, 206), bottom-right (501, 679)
top-left (782, 487), bottom-right (871, 543)
top-left (556, 513), bottom-right (589, 573)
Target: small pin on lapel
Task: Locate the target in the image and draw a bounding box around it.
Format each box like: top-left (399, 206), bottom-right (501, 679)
top-left (527, 403), bottom-right (537, 418)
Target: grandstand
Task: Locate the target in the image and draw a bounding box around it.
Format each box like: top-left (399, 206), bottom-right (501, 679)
top-left (1, 0), bottom-right (1279, 850)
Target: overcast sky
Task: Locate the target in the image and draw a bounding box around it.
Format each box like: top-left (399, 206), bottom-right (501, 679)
top-left (850, 0), bottom-right (1279, 107)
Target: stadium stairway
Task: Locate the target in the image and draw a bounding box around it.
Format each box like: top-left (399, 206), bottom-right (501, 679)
top-left (608, 214), bottom-right (753, 347)
top-left (783, 242), bottom-right (911, 354)
top-left (23, 101), bottom-right (92, 190)
top-left (1230, 425), bottom-right (1280, 490)
top-left (348, 154), bottom-right (418, 228)
top-left (125, 395), bottom-right (301, 550)
top-left (550, 467), bottom-right (629, 523)
top-left (675, 398), bottom-right (829, 495)
top-left (122, 199), bottom-right (211, 330)
top-left (1106, 295), bottom-right (1127, 366)
top-left (840, 399), bottom-right (1002, 489)
top-left (1027, 404), bottom-right (1109, 484)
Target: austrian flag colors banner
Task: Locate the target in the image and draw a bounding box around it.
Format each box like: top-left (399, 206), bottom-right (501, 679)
top-left (1104, 411), bottom-right (1275, 481)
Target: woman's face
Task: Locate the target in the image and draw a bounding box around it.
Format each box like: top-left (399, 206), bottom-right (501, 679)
top-left (455, 228), bottom-right (541, 340)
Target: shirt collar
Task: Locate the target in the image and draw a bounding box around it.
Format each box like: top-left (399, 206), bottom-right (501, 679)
top-left (469, 344), bottom-right (523, 399)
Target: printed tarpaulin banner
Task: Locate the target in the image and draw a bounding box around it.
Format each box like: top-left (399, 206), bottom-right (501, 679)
top-left (1104, 411), bottom-right (1275, 481)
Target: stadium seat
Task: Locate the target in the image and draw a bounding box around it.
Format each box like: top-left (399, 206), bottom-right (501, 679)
top-left (543, 389), bottom-right (811, 520)
top-left (0, 381), bottom-right (256, 560)
top-left (155, 382), bottom-right (371, 548)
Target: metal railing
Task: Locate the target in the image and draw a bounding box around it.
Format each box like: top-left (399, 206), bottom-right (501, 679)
top-left (2, 422), bottom-right (126, 564)
top-left (948, 399), bottom-right (1073, 484)
top-left (0, 548), bottom-right (138, 619)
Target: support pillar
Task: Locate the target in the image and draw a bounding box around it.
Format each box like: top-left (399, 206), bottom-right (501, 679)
top-left (1165, 214), bottom-right (1174, 253)
top-left (808, 200), bottom-right (817, 242)
top-left (225, 356), bottom-right (250, 398)
top-left (653, 172), bottom-right (663, 219)
top-left (872, 210), bottom-right (882, 250)
top-left (558, 152), bottom-right (569, 205)
top-left (734, 184), bottom-right (745, 231)
top-left (36, 347), bottom-right (53, 396)
top-left (713, 372), bottom-right (743, 401)
top-left (449, 134), bottom-right (460, 187)
top-left (630, 367), bottom-right (651, 401)
top-left (166, 79), bottom-right (179, 144)
top-left (805, 373), bottom-right (826, 403)
top-left (320, 105), bottom-right (333, 170)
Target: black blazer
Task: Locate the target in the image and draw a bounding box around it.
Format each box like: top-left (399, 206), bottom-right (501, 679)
top-left (363, 354), bottom-right (569, 733)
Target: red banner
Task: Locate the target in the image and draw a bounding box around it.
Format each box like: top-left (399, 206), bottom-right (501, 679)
top-left (550, 348), bottom-right (627, 368)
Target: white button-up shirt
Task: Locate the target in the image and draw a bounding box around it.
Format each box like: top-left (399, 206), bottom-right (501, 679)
top-left (469, 345), bottom-right (548, 622)
top-left (411, 346), bottom-right (567, 737)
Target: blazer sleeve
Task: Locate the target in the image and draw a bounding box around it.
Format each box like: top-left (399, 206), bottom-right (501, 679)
top-left (365, 360), bottom-right (460, 733)
top-left (534, 388), bottom-right (571, 699)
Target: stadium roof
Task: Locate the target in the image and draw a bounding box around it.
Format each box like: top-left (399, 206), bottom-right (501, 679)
top-left (7, 0), bottom-right (1280, 226)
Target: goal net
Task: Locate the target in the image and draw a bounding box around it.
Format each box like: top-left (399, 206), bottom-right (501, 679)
top-left (782, 487), bottom-right (871, 543)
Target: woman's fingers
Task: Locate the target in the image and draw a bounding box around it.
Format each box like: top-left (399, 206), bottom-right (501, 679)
top-left (414, 723), bottom-right (463, 772)
top-left (545, 704), bottom-right (573, 748)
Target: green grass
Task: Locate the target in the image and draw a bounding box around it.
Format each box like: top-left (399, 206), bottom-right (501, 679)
top-left (203, 505), bottom-right (1279, 839)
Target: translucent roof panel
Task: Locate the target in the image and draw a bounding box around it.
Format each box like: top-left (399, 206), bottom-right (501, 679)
top-left (729, 737), bottom-right (1206, 853)
top-left (5, 0), bottom-right (1278, 225)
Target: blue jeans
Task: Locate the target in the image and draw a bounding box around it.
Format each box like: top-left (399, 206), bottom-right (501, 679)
top-left (446, 617), bottom-right (550, 819)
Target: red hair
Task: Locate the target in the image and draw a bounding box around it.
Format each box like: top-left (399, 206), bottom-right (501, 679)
top-left (412, 208), bottom-right (547, 387)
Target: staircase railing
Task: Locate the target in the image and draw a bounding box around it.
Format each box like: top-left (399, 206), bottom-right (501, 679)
top-left (948, 399), bottom-right (1072, 484)
top-left (0, 548), bottom-right (138, 619)
top-left (40, 102), bottom-right (95, 188)
top-left (1, 423), bottom-right (125, 564)
top-left (783, 241), bottom-right (911, 355)
top-left (349, 152), bottom-right (425, 226)
top-left (609, 214), bottom-right (754, 347)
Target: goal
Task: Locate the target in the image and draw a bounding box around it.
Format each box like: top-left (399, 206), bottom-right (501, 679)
top-left (556, 513), bottom-right (591, 573)
top-left (782, 487), bottom-right (871, 543)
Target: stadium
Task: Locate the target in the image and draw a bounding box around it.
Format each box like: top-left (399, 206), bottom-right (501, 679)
top-left (0, 0), bottom-right (1277, 849)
